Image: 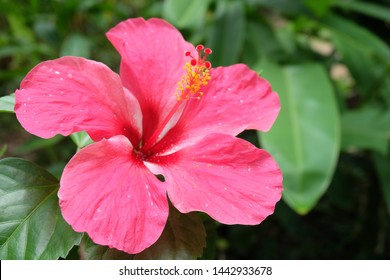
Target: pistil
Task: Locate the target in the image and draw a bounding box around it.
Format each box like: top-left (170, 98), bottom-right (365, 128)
top-left (140, 45), bottom-right (212, 153)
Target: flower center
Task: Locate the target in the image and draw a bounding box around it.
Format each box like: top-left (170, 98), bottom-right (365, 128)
top-left (140, 45), bottom-right (212, 153)
top-left (176, 45), bottom-right (212, 101)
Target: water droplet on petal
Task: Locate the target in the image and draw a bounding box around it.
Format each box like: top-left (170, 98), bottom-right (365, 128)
top-left (67, 73), bottom-right (73, 78)
top-left (54, 71), bottom-right (60, 75)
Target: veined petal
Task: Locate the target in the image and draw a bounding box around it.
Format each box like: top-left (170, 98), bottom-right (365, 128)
top-left (15, 56), bottom-right (142, 143)
top-left (149, 133), bottom-right (282, 225)
top-left (58, 135), bottom-right (168, 254)
top-left (106, 17), bottom-right (195, 141)
top-left (164, 64), bottom-right (280, 147)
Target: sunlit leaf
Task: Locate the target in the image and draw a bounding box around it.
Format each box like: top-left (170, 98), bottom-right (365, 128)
top-left (341, 106), bottom-right (390, 155)
top-left (0, 94), bottom-right (15, 113)
top-left (0, 145), bottom-right (7, 158)
top-left (0, 158), bottom-right (82, 259)
top-left (85, 205), bottom-right (206, 259)
top-left (70, 131), bottom-right (93, 150)
top-left (259, 63), bottom-right (341, 214)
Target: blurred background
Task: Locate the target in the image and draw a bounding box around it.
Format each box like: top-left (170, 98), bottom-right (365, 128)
top-left (1, 0), bottom-right (390, 259)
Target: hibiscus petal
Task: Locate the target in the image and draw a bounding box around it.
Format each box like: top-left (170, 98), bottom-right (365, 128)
top-left (162, 64), bottom-right (280, 148)
top-left (15, 56), bottom-right (142, 143)
top-left (106, 17), bottom-right (195, 141)
top-left (58, 135), bottom-right (168, 254)
top-left (149, 133), bottom-right (282, 225)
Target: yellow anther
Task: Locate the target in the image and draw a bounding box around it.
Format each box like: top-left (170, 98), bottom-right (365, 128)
top-left (176, 45), bottom-right (212, 101)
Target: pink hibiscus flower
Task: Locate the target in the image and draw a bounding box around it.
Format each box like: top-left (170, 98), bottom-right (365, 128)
top-left (15, 18), bottom-right (282, 254)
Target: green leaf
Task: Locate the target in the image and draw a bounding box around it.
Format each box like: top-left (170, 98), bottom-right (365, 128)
top-left (60, 33), bottom-right (91, 58)
top-left (334, 0), bottom-right (390, 22)
top-left (0, 158), bottom-right (82, 259)
top-left (85, 205), bottom-right (206, 259)
top-left (0, 145), bottom-right (7, 158)
top-left (206, 0), bottom-right (245, 66)
top-left (304, 0), bottom-right (335, 17)
top-left (373, 153), bottom-right (390, 216)
top-left (243, 20), bottom-right (283, 66)
top-left (70, 131), bottom-right (93, 150)
top-left (341, 106), bottom-right (390, 155)
top-left (259, 63), bottom-right (341, 214)
top-left (163, 0), bottom-right (211, 29)
top-left (322, 14), bottom-right (390, 97)
top-left (0, 94), bottom-right (15, 113)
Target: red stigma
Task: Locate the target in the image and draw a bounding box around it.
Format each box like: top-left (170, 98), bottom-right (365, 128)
top-left (196, 45), bottom-right (204, 51)
top-left (184, 45), bottom-right (213, 69)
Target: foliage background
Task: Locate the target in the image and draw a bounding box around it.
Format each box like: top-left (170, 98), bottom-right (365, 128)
top-left (1, 0), bottom-right (390, 259)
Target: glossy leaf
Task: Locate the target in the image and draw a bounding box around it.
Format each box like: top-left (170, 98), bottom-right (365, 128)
top-left (341, 106), bottom-right (390, 155)
top-left (259, 63), bottom-right (341, 214)
top-left (206, 0), bottom-right (245, 66)
top-left (85, 205), bottom-right (206, 260)
top-left (162, 0), bottom-right (211, 29)
top-left (0, 94), bottom-right (15, 113)
top-left (0, 158), bottom-right (82, 259)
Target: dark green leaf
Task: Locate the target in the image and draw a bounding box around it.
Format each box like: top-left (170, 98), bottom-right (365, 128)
top-left (17, 135), bottom-right (64, 153)
top-left (259, 63), bottom-right (341, 214)
top-left (0, 94), bottom-right (15, 113)
top-left (341, 106), bottom-right (390, 155)
top-left (373, 153), bottom-right (390, 216)
top-left (0, 158), bottom-right (82, 259)
top-left (322, 14), bottom-right (390, 97)
top-left (246, 0), bottom-right (307, 15)
top-left (243, 21), bottom-right (283, 66)
top-left (334, 1), bottom-right (390, 22)
top-left (304, 0), bottom-right (335, 16)
top-left (85, 205), bottom-right (206, 259)
top-left (206, 0), bottom-right (245, 66)
top-left (163, 0), bottom-right (211, 29)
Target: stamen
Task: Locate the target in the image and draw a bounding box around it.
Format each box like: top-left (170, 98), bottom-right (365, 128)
top-left (176, 45), bottom-right (213, 101)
